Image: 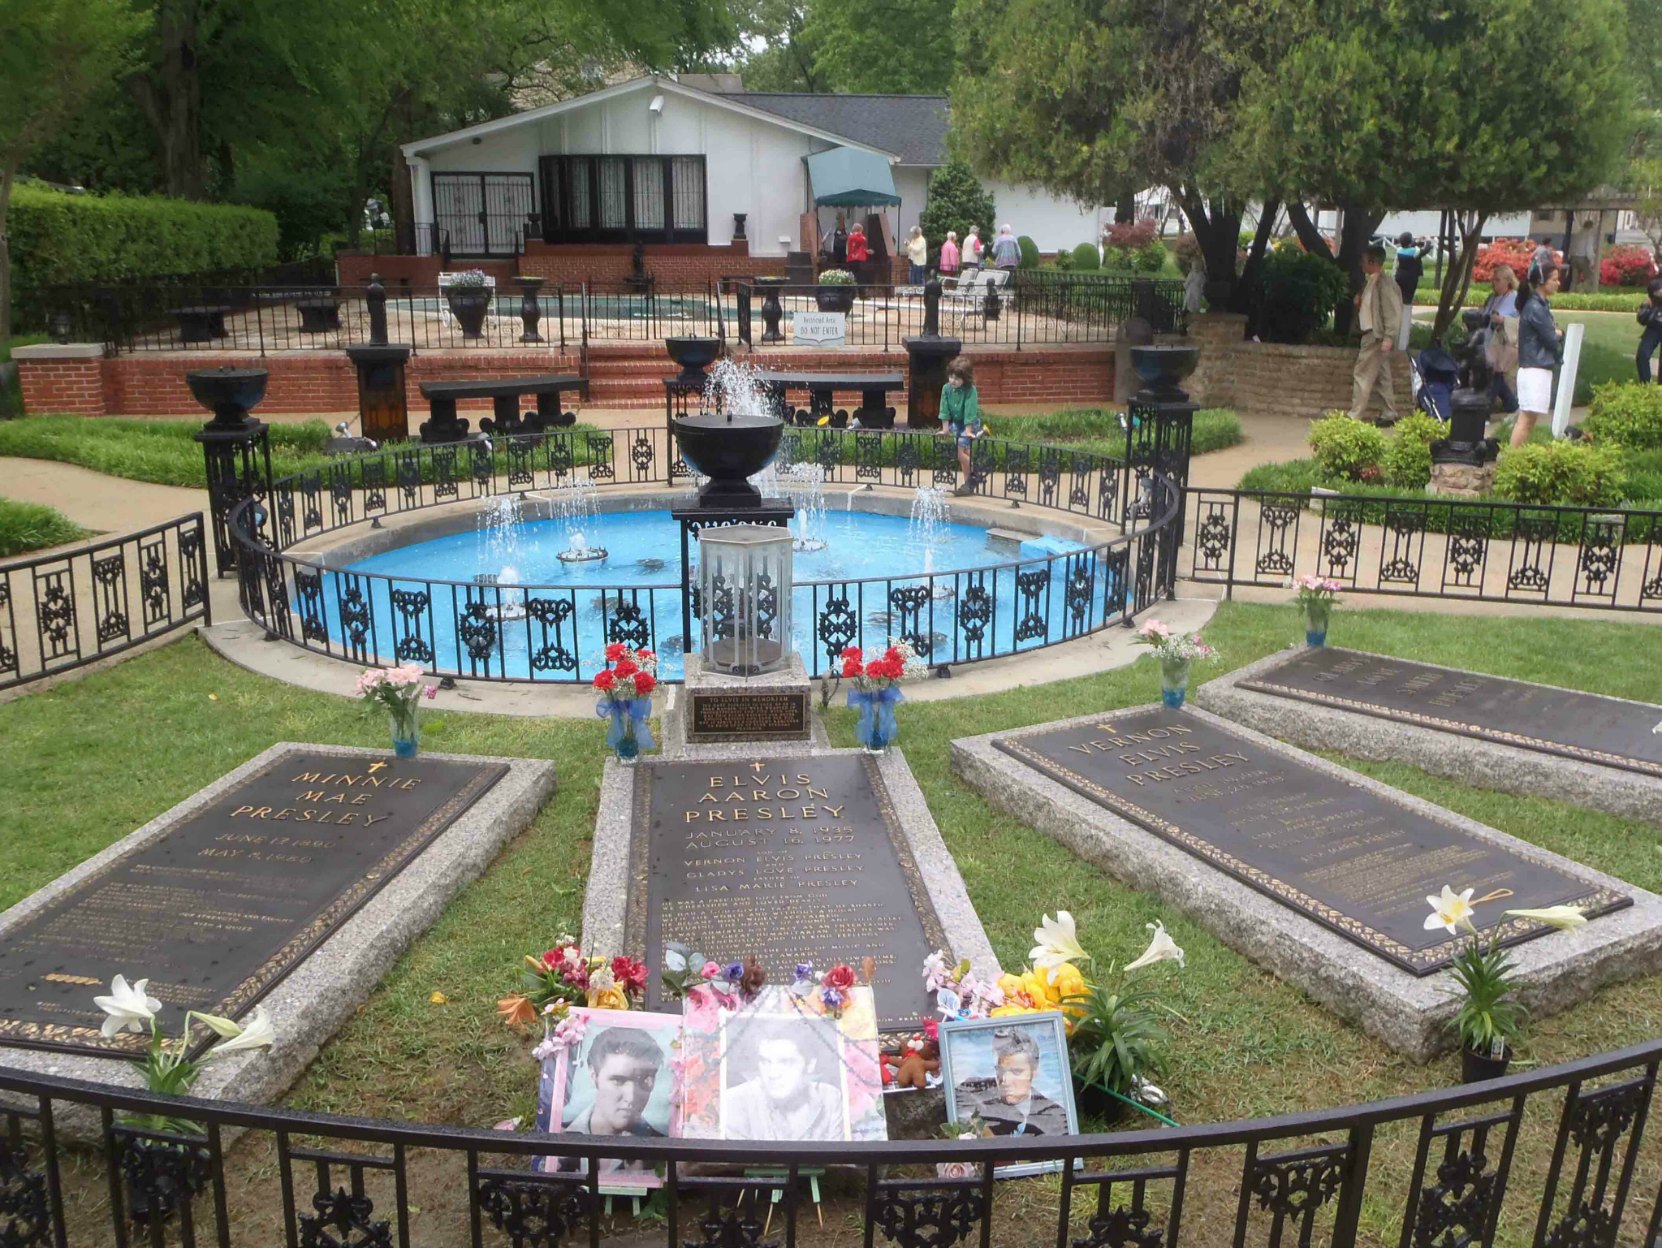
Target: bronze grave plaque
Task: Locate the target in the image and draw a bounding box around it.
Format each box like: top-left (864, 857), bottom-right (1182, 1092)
top-left (627, 755), bottom-right (944, 1027)
top-left (0, 750), bottom-right (507, 1056)
top-left (992, 708), bottom-right (1629, 975)
top-left (688, 691), bottom-right (810, 741)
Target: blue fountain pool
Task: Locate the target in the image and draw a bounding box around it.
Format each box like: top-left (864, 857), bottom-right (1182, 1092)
top-left (317, 507), bottom-right (1116, 680)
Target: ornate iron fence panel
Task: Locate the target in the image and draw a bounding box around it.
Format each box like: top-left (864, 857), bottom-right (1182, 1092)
top-left (0, 514), bottom-right (211, 690)
top-left (1184, 489), bottom-right (1662, 613)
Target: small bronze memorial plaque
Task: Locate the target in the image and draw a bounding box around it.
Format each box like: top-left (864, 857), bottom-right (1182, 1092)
top-left (1240, 647), bottom-right (1662, 778)
top-left (688, 691), bottom-right (810, 740)
top-left (0, 750), bottom-right (507, 1056)
top-left (993, 709), bottom-right (1629, 974)
top-left (629, 755), bottom-right (944, 1027)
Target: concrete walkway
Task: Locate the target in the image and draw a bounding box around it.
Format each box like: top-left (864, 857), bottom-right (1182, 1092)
top-left (0, 457), bottom-right (208, 533)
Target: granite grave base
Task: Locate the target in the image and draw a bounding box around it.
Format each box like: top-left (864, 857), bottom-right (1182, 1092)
top-left (582, 744), bottom-right (998, 1030)
top-left (0, 743), bottom-right (556, 1137)
top-left (951, 706), bottom-right (1662, 1060)
top-left (1198, 647), bottom-right (1662, 824)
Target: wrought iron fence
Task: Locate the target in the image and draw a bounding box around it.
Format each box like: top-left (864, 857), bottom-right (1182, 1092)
top-left (224, 422), bottom-right (1183, 683)
top-left (0, 514), bottom-right (211, 690)
top-left (0, 1033), bottom-right (1657, 1248)
top-left (1185, 488), bottom-right (1662, 612)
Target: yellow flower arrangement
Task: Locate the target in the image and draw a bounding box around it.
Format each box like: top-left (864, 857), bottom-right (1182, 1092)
top-left (586, 983), bottom-right (629, 1011)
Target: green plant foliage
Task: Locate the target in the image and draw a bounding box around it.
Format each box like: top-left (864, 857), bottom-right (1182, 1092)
top-left (1258, 248), bottom-right (1349, 343)
top-left (1017, 235), bottom-right (1042, 269)
top-left (9, 186), bottom-right (278, 288)
top-left (1492, 440), bottom-right (1629, 508)
top-left (1066, 980), bottom-right (1167, 1096)
top-left (1382, 414), bottom-right (1440, 490)
top-left (1448, 940), bottom-right (1525, 1055)
top-left (918, 161), bottom-right (995, 262)
top-left (1308, 412), bottom-right (1387, 481)
top-left (1585, 381), bottom-right (1662, 450)
top-left (0, 497), bottom-right (89, 557)
top-left (1070, 242), bottom-right (1101, 271)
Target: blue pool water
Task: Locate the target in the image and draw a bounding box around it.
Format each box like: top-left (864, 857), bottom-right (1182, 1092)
top-left (320, 509), bottom-right (1115, 680)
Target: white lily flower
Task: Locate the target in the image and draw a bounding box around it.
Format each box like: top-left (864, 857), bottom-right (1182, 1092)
top-left (94, 976), bottom-right (162, 1039)
top-left (1424, 885), bottom-right (1476, 934)
top-left (1029, 911), bottom-right (1089, 982)
top-left (190, 1011), bottom-right (244, 1039)
top-left (1504, 905), bottom-right (1587, 931)
top-left (1125, 920), bottom-right (1186, 971)
top-left (202, 1007), bottom-right (275, 1060)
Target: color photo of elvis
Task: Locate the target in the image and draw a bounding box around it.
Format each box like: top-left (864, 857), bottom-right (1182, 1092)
top-left (543, 1024), bottom-right (670, 1179)
top-left (720, 1014), bottom-right (850, 1141)
top-left (952, 1024), bottom-right (1070, 1136)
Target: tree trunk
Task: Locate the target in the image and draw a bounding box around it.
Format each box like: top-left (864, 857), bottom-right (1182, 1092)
top-left (1432, 211), bottom-right (1489, 340)
top-left (1173, 186), bottom-right (1244, 310)
top-left (0, 161), bottom-right (14, 345)
top-left (1237, 198), bottom-right (1280, 338)
top-left (129, 0), bottom-right (205, 199)
top-left (1115, 192), bottom-right (1137, 225)
top-left (1331, 206), bottom-right (1383, 336)
top-left (1285, 202), bottom-right (1332, 258)
top-left (390, 144), bottom-right (415, 255)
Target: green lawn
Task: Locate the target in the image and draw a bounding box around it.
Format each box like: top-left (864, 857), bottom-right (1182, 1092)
top-left (986, 407), bottom-right (1243, 458)
top-left (3, 603), bottom-right (1659, 1143)
top-left (0, 496), bottom-right (90, 557)
top-left (1412, 308), bottom-right (1641, 405)
top-left (0, 415), bottom-right (336, 488)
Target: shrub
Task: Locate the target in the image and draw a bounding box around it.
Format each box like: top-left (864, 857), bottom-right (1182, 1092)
top-left (1309, 412), bottom-right (1387, 481)
top-left (1258, 248), bottom-right (1348, 344)
top-left (9, 185), bottom-right (279, 289)
top-left (1473, 237), bottom-right (1540, 284)
top-left (817, 268), bottom-right (855, 286)
top-left (1492, 440), bottom-right (1627, 508)
top-left (1584, 381), bottom-right (1662, 449)
top-left (0, 498), bottom-right (87, 558)
top-left (1599, 245), bottom-right (1657, 288)
top-left (1133, 241), bottom-right (1168, 273)
top-left (1104, 220), bottom-right (1157, 250)
top-left (1070, 242), bottom-right (1101, 272)
top-left (1381, 412), bottom-right (1441, 490)
top-left (919, 160), bottom-right (996, 262)
top-left (1017, 235), bottom-right (1041, 269)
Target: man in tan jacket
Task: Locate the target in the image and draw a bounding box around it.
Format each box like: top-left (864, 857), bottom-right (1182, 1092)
top-left (1349, 243), bottom-right (1404, 423)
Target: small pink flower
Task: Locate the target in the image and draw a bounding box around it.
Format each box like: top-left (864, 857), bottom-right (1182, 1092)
top-left (424, 686), bottom-right (437, 700)
top-left (701, 960), bottom-right (721, 979)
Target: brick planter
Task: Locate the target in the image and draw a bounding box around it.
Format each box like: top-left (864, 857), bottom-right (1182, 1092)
top-left (1187, 312), bottom-right (1412, 420)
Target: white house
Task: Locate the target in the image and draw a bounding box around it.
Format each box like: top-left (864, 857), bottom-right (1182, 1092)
top-left (399, 75), bottom-right (1109, 260)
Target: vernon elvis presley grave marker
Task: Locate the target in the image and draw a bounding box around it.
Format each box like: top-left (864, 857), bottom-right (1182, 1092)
top-left (0, 750), bottom-right (506, 1056)
top-left (627, 755), bottom-right (944, 1027)
top-left (991, 708), bottom-right (1629, 974)
top-left (1238, 647), bottom-right (1662, 778)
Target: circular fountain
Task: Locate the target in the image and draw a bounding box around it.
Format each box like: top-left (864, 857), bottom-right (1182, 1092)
top-left (665, 336), bottom-right (722, 387)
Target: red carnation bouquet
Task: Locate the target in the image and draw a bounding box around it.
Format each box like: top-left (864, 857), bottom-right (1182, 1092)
top-left (593, 643), bottom-right (658, 762)
top-left (840, 640), bottom-right (917, 753)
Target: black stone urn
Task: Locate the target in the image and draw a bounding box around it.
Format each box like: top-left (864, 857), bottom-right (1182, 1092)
top-left (444, 285), bottom-right (492, 339)
top-left (1129, 344), bottom-right (1200, 399)
top-left (665, 336), bottom-right (721, 386)
top-left (186, 367), bottom-right (269, 429)
top-left (815, 285), bottom-right (856, 314)
top-left (673, 410), bottom-right (784, 509)
top-left (514, 276), bottom-right (545, 343)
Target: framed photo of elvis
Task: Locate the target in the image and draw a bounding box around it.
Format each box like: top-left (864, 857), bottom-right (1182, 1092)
top-left (939, 1012), bottom-right (1078, 1177)
top-left (535, 1009), bottom-right (682, 1187)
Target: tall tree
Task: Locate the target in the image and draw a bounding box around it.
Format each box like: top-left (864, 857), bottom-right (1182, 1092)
top-left (800, 0), bottom-right (954, 93)
top-left (948, 0), bottom-right (1286, 310)
top-left (0, 0), bottom-right (144, 340)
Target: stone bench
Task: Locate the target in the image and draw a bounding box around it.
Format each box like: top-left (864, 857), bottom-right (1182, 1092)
top-left (417, 373), bottom-right (584, 443)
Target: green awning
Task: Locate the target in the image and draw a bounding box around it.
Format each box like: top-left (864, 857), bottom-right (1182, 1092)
top-left (805, 147), bottom-right (900, 208)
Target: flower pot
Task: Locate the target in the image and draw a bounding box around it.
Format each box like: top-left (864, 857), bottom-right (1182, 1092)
top-left (445, 288), bottom-right (491, 339)
top-left (1160, 657), bottom-right (1191, 709)
top-left (1303, 603), bottom-right (1331, 648)
top-left (1461, 1044), bottom-right (1513, 1083)
top-left (816, 287), bottom-right (855, 314)
top-left (388, 710), bottom-right (419, 758)
top-left (121, 1135), bottom-right (213, 1227)
top-left (1073, 1080), bottom-right (1130, 1124)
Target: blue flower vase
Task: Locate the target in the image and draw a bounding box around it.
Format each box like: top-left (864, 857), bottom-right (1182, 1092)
top-left (389, 712), bottom-right (419, 758)
top-left (1159, 658), bottom-right (1190, 709)
top-left (1304, 604), bottom-right (1331, 648)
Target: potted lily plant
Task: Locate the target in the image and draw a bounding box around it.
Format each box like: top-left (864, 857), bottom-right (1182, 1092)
top-left (1424, 885), bottom-right (1587, 1082)
top-left (443, 269), bottom-right (493, 339)
top-left (1290, 575), bottom-right (1343, 647)
top-left (816, 268), bottom-right (857, 313)
top-left (1134, 620), bottom-right (1217, 709)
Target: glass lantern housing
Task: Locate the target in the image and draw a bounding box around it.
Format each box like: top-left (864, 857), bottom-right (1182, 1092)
top-left (697, 524), bottom-right (793, 675)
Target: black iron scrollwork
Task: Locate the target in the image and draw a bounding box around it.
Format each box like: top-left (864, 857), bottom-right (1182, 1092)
top-left (476, 1176), bottom-right (591, 1248)
top-left (873, 1187), bottom-right (985, 1248)
top-left (299, 1187), bottom-right (392, 1248)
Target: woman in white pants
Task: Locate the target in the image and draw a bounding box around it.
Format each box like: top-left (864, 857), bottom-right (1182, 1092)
top-left (1512, 262), bottom-right (1563, 447)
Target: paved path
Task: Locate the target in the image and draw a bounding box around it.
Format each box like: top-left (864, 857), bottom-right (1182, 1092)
top-left (0, 457), bottom-right (208, 533)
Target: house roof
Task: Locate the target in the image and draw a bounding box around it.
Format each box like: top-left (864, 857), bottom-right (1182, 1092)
top-left (737, 94), bottom-right (950, 166)
top-left (401, 76), bottom-right (900, 161)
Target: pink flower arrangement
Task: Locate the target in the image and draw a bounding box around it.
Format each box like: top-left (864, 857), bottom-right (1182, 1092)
top-left (1290, 575), bottom-right (1343, 607)
top-left (1134, 620), bottom-right (1217, 664)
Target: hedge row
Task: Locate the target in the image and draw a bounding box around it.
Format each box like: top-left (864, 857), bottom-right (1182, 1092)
top-left (9, 186), bottom-right (279, 288)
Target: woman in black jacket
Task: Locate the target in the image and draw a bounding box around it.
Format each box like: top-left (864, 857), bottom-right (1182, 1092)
top-left (1511, 263), bottom-right (1563, 446)
top-left (1637, 276), bottom-right (1662, 383)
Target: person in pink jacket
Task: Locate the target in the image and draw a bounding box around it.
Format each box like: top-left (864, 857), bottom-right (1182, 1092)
top-left (939, 231), bottom-right (961, 278)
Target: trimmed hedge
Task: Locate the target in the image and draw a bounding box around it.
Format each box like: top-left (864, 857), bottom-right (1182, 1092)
top-left (9, 186), bottom-right (279, 288)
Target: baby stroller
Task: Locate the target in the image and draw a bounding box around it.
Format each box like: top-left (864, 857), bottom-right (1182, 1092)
top-left (1410, 347), bottom-right (1458, 422)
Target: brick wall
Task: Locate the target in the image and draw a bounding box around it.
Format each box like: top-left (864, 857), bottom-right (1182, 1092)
top-left (1186, 312), bottom-right (1412, 419)
top-left (15, 347), bottom-right (105, 416)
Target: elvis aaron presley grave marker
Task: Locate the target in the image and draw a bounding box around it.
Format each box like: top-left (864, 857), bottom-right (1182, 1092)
top-left (0, 749), bottom-right (509, 1057)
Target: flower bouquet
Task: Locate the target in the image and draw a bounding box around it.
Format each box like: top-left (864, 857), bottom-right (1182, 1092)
top-left (1290, 575), bottom-right (1343, 647)
top-left (498, 938), bottom-right (650, 1037)
top-left (1133, 621), bottom-right (1217, 709)
top-left (593, 644), bottom-right (658, 764)
top-left (841, 640), bottom-right (919, 754)
top-left (355, 664), bottom-right (437, 757)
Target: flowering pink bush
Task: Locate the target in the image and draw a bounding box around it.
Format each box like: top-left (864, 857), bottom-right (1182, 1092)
top-left (1600, 245), bottom-right (1658, 288)
top-left (1473, 238), bottom-right (1544, 284)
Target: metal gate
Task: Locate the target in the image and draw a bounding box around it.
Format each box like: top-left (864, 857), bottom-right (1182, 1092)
top-left (431, 173), bottom-right (536, 257)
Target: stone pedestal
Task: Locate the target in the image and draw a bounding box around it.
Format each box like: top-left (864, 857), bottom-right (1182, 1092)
top-left (346, 343), bottom-right (412, 443)
top-left (1428, 460), bottom-right (1497, 498)
top-left (682, 652), bottom-right (813, 744)
top-left (903, 336), bottom-right (961, 430)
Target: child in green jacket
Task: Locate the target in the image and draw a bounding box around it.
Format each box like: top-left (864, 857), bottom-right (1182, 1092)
top-left (940, 357), bottom-right (983, 494)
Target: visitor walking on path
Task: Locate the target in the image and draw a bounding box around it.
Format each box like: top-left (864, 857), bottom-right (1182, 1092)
top-left (846, 222), bottom-right (869, 264)
top-left (905, 226), bottom-right (929, 286)
top-left (1569, 215), bottom-right (1600, 291)
top-left (962, 227), bottom-right (984, 274)
top-left (991, 225), bottom-right (1021, 271)
top-left (939, 357), bottom-right (984, 493)
top-left (1528, 236), bottom-right (1557, 285)
top-left (1482, 265), bottom-right (1521, 417)
top-left (1348, 244), bottom-right (1403, 424)
top-left (1393, 232), bottom-right (1424, 310)
top-left (1637, 277), bottom-right (1662, 383)
top-left (1513, 263), bottom-right (1564, 447)
top-left (940, 231), bottom-right (961, 279)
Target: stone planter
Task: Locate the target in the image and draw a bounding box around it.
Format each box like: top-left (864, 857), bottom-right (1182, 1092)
top-left (815, 286), bottom-right (856, 314)
top-left (445, 288), bottom-right (491, 339)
